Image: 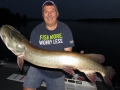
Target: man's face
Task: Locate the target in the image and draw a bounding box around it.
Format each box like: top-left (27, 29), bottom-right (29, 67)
top-left (42, 5), bottom-right (59, 26)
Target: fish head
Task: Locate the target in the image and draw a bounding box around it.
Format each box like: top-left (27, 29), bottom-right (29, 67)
top-left (0, 25), bottom-right (26, 56)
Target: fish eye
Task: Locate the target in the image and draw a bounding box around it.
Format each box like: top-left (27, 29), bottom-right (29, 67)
top-left (9, 33), bottom-right (13, 39)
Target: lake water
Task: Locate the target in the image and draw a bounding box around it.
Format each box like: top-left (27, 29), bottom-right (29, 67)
top-left (0, 20), bottom-right (120, 84)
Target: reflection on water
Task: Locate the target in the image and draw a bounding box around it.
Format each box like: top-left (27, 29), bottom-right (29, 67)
top-left (0, 20), bottom-right (120, 68)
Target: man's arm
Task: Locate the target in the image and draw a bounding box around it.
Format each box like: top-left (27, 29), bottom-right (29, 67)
top-left (63, 47), bottom-right (75, 74)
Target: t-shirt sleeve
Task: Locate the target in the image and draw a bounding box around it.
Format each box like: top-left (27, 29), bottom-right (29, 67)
top-left (62, 25), bottom-right (75, 48)
top-left (30, 27), bottom-right (39, 47)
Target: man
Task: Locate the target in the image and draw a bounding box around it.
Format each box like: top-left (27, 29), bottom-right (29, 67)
top-left (23, 0), bottom-right (74, 90)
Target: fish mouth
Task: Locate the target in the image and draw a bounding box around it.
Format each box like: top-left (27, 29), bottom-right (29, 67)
top-left (0, 33), bottom-right (6, 44)
top-left (0, 30), bottom-right (1, 37)
top-left (0, 33), bottom-right (13, 51)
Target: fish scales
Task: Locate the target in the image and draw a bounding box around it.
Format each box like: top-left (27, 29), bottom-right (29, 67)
top-left (0, 25), bottom-right (116, 86)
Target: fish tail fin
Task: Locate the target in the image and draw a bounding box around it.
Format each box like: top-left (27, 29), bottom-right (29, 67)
top-left (103, 66), bottom-right (116, 86)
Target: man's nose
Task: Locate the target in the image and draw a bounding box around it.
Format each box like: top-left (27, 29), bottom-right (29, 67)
top-left (48, 12), bottom-right (52, 16)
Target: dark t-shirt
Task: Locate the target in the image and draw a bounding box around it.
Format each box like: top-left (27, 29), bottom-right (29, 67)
top-left (30, 21), bottom-right (74, 78)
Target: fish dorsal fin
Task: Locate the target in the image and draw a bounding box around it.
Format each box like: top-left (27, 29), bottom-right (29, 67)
top-left (86, 54), bottom-right (105, 63)
top-left (86, 72), bottom-right (97, 83)
top-left (63, 66), bottom-right (75, 75)
top-left (77, 76), bottom-right (86, 81)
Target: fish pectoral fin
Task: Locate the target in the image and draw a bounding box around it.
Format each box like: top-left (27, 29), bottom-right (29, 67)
top-left (86, 54), bottom-right (105, 63)
top-left (86, 72), bottom-right (97, 83)
top-left (77, 76), bottom-right (86, 81)
top-left (17, 56), bottom-right (24, 70)
top-left (63, 66), bottom-right (75, 75)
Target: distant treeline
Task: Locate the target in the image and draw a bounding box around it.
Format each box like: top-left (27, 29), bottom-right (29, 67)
top-left (1, 7), bottom-right (120, 27)
top-left (78, 18), bottom-right (120, 22)
top-left (0, 7), bottom-right (28, 26)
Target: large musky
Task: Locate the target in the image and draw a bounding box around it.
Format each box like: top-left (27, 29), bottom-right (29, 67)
top-left (0, 0), bottom-right (120, 19)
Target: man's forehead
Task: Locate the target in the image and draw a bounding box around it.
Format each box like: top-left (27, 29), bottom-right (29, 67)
top-left (43, 5), bottom-right (57, 11)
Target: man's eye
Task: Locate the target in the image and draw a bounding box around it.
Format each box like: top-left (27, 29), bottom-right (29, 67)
top-left (51, 10), bottom-right (55, 12)
top-left (9, 33), bottom-right (13, 39)
top-left (44, 11), bottom-right (48, 13)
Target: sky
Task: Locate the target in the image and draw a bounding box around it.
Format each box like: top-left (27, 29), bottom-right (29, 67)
top-left (0, 0), bottom-right (120, 20)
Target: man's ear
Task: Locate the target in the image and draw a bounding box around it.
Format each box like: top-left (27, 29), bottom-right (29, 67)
top-left (57, 12), bottom-right (59, 17)
top-left (42, 12), bottom-right (44, 17)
